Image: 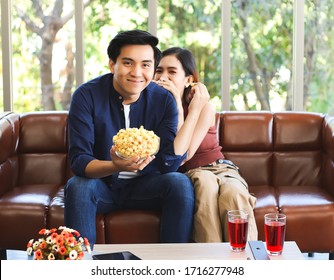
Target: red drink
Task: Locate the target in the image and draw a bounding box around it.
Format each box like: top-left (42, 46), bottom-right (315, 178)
top-left (228, 218), bottom-right (248, 251)
top-left (264, 221), bottom-right (286, 255)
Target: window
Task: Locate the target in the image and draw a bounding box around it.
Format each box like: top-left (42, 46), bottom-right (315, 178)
top-left (11, 0), bottom-right (75, 111)
top-left (304, 0), bottom-right (334, 113)
top-left (157, 1), bottom-right (222, 111)
top-left (231, 0), bottom-right (293, 111)
top-left (83, 0), bottom-right (148, 82)
top-left (1, 0), bottom-right (333, 114)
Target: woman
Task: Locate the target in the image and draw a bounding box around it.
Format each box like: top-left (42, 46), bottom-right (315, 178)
top-left (154, 47), bottom-right (258, 242)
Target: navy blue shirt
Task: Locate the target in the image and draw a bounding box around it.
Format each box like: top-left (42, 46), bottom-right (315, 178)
top-left (68, 73), bottom-right (186, 188)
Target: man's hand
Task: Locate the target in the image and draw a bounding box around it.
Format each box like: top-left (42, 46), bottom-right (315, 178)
top-left (110, 146), bottom-right (155, 172)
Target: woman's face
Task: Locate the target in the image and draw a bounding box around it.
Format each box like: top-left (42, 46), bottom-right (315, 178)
top-left (154, 55), bottom-right (191, 96)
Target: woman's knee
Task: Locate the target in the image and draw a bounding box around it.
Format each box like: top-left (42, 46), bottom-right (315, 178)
top-left (220, 181), bottom-right (252, 206)
top-left (188, 170), bottom-right (219, 194)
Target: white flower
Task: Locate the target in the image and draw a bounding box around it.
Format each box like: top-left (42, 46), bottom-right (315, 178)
top-left (46, 236), bottom-right (53, 244)
top-left (69, 250), bottom-right (78, 260)
top-left (27, 247), bottom-right (33, 256)
top-left (48, 253), bottom-right (55, 260)
top-left (86, 245), bottom-right (92, 254)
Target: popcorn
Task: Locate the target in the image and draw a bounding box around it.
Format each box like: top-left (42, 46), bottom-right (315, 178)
top-left (113, 126), bottom-right (160, 158)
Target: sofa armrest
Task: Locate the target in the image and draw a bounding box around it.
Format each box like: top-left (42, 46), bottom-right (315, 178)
top-left (0, 112), bottom-right (19, 196)
top-left (323, 114), bottom-right (334, 197)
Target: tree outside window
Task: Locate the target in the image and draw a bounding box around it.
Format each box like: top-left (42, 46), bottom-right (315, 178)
top-left (5, 0), bottom-right (334, 114)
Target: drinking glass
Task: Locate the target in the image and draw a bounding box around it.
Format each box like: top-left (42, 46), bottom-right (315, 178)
top-left (264, 213), bottom-right (286, 255)
top-left (227, 210), bottom-right (249, 251)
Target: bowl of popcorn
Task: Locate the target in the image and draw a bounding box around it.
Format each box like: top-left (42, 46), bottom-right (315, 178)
top-left (113, 126), bottom-right (160, 159)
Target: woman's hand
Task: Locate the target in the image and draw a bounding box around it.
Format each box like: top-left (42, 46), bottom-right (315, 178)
top-left (154, 78), bottom-right (182, 104)
top-left (187, 83), bottom-right (210, 115)
top-left (154, 78), bottom-right (185, 130)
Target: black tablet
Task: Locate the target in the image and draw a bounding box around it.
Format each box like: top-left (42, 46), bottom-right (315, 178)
top-left (92, 251), bottom-right (141, 260)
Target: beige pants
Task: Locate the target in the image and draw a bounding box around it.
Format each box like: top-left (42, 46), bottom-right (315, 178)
top-left (185, 163), bottom-right (258, 242)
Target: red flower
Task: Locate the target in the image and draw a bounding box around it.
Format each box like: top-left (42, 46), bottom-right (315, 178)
top-left (27, 239), bottom-right (34, 248)
top-left (84, 237), bottom-right (90, 246)
top-left (61, 231), bottom-right (69, 239)
top-left (67, 236), bottom-right (75, 245)
top-left (56, 236), bottom-right (64, 247)
top-left (78, 251), bottom-right (84, 260)
top-left (59, 246), bottom-right (67, 255)
top-left (39, 228), bottom-right (47, 235)
top-left (35, 249), bottom-right (43, 260)
top-left (39, 241), bottom-right (47, 249)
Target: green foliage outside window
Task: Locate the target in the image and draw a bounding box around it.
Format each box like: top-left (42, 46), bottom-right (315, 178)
top-left (3, 0), bottom-right (334, 114)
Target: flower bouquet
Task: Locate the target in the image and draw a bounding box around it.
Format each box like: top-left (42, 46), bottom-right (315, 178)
top-left (27, 226), bottom-right (91, 260)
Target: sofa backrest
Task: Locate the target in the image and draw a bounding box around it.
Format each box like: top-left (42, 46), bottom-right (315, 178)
top-left (218, 111), bottom-right (326, 188)
top-left (2, 110), bottom-right (333, 193)
top-left (0, 111), bottom-right (71, 193)
top-left (17, 112), bottom-right (71, 186)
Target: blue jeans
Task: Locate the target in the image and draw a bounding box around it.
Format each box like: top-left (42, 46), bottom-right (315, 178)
top-left (64, 172), bottom-right (194, 246)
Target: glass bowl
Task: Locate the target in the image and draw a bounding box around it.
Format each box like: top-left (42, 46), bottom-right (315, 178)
top-left (114, 137), bottom-right (160, 160)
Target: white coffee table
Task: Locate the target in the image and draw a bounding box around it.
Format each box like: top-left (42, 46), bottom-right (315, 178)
top-left (92, 241), bottom-right (304, 260)
top-left (5, 241), bottom-right (304, 260)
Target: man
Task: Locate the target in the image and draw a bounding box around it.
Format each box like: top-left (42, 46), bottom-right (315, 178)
top-left (65, 30), bottom-right (194, 246)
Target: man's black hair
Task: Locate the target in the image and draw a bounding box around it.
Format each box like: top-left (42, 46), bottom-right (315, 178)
top-left (107, 30), bottom-right (161, 68)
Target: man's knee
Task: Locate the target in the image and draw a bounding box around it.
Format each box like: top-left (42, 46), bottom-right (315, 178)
top-left (65, 176), bottom-right (99, 199)
top-left (166, 172), bottom-right (193, 189)
top-left (163, 173), bottom-right (194, 203)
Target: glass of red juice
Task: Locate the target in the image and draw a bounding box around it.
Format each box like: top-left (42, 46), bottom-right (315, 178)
top-left (227, 210), bottom-right (249, 251)
top-left (264, 213), bottom-right (286, 255)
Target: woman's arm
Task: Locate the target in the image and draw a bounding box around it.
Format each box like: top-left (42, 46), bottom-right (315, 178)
top-left (154, 80), bottom-right (212, 157)
top-left (185, 101), bottom-right (215, 160)
top-left (173, 83), bottom-right (211, 156)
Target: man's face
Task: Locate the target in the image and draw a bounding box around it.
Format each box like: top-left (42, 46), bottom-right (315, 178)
top-left (109, 44), bottom-right (155, 103)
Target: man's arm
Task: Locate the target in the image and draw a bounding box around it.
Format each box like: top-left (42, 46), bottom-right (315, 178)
top-left (85, 148), bottom-right (155, 178)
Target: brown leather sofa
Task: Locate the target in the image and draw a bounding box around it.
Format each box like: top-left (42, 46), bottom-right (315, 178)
top-left (1, 111), bottom-right (334, 259)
